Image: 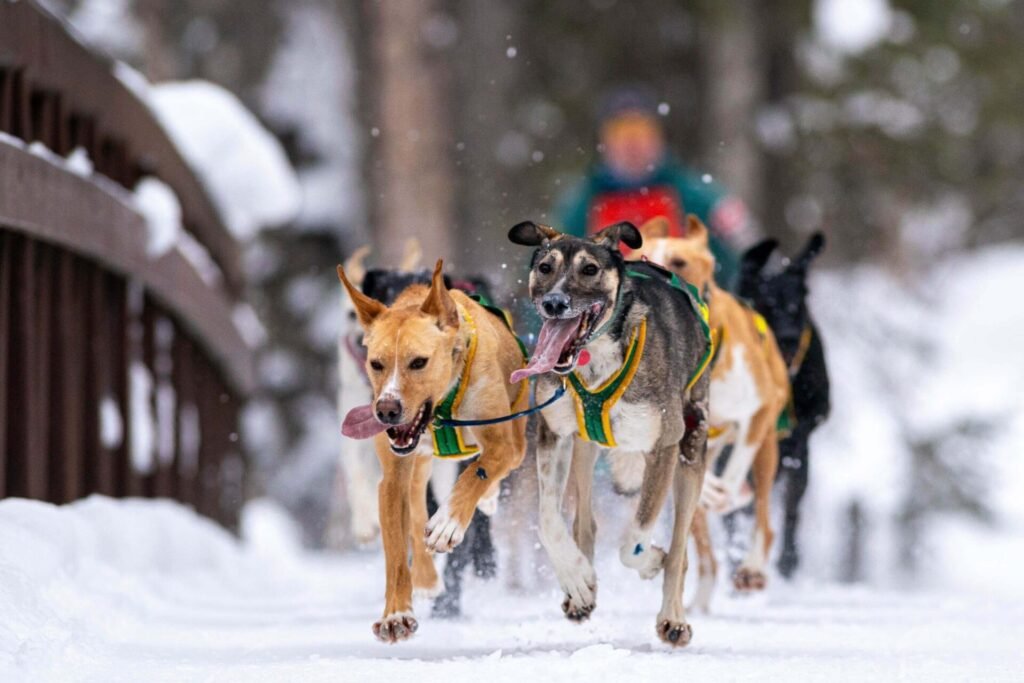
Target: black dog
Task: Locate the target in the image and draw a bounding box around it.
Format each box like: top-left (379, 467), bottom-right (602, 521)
top-left (360, 268), bottom-right (499, 617)
top-left (738, 233), bottom-right (830, 578)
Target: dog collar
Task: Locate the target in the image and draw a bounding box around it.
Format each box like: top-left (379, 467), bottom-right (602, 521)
top-left (431, 305), bottom-right (481, 459)
top-left (567, 317), bottom-right (647, 448)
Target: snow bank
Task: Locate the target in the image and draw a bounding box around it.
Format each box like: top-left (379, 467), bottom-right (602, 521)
top-left (0, 496), bottom-right (323, 680)
top-left (0, 497), bottom-right (247, 675)
top-left (147, 81), bottom-right (302, 240)
top-left (804, 243), bottom-right (1024, 591)
top-left (1, 496), bottom-right (1020, 682)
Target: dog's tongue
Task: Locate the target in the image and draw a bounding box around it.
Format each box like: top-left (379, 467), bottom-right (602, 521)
top-left (342, 404), bottom-right (388, 439)
top-left (510, 316), bottom-right (582, 384)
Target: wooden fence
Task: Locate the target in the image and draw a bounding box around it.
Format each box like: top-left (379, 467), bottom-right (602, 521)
top-left (0, 1), bottom-right (256, 527)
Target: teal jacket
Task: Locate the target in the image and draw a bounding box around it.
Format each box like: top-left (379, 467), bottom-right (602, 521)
top-left (557, 157), bottom-right (740, 289)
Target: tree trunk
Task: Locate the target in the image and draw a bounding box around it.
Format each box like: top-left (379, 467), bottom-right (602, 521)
top-left (701, 1), bottom-right (763, 239)
top-left (365, 0), bottom-right (454, 266)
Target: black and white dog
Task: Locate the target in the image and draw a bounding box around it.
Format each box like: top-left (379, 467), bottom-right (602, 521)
top-left (738, 233), bottom-right (831, 578)
top-left (509, 220), bottom-right (711, 647)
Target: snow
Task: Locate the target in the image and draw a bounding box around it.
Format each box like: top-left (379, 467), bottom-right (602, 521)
top-left (128, 360), bottom-right (155, 475)
top-left (175, 230), bottom-right (223, 288)
top-left (0, 496), bottom-right (1020, 682)
top-left (814, 0), bottom-right (892, 54)
top-left (66, 0), bottom-right (143, 61)
top-left (804, 243), bottom-right (1024, 588)
top-left (98, 395), bottom-right (123, 450)
top-left (146, 80), bottom-right (302, 239)
top-left (65, 147), bottom-right (94, 177)
top-left (133, 177), bottom-right (182, 257)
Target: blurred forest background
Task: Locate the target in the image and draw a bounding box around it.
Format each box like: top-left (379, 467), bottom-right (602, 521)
top-left (39, 0), bottom-right (1024, 587)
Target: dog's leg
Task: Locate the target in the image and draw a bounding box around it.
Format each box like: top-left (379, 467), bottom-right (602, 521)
top-left (341, 443), bottom-right (381, 545)
top-left (337, 343), bottom-right (380, 545)
top-left (536, 423), bottom-right (597, 621)
top-left (433, 509), bottom-right (475, 618)
top-left (409, 454), bottom-right (442, 599)
top-left (657, 448), bottom-right (704, 647)
top-left (498, 439), bottom-right (540, 592)
top-left (688, 506), bottom-right (717, 613)
top-left (656, 391), bottom-right (708, 647)
top-left (734, 424), bottom-right (779, 592)
top-left (373, 441), bottom-right (418, 643)
top-left (701, 422), bottom-right (756, 514)
top-left (618, 443), bottom-right (677, 580)
top-left (571, 439), bottom-right (600, 563)
top-left (426, 417), bottom-right (526, 553)
top-left (778, 426), bottom-right (811, 578)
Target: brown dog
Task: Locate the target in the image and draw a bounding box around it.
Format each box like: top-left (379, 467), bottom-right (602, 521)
top-left (337, 260), bottom-right (527, 642)
top-left (632, 216), bottom-right (788, 609)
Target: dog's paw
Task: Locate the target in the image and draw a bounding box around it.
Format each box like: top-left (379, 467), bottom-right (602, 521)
top-left (732, 566), bottom-right (767, 592)
top-left (476, 491), bottom-right (499, 517)
top-left (562, 593), bottom-right (596, 622)
top-left (687, 572), bottom-right (715, 614)
top-left (620, 542), bottom-right (666, 580)
top-left (351, 515), bottom-right (380, 546)
top-left (656, 619), bottom-right (693, 648)
top-left (412, 575), bottom-right (444, 600)
top-left (700, 475), bottom-right (752, 515)
top-left (700, 474), bottom-right (728, 511)
top-left (555, 564), bottom-right (597, 621)
top-left (636, 545), bottom-right (667, 580)
top-left (373, 611), bottom-right (418, 643)
top-left (425, 508), bottom-right (466, 553)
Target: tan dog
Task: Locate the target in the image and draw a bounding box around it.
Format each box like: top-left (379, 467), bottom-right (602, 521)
top-left (633, 216), bottom-right (788, 609)
top-left (337, 259), bottom-right (527, 642)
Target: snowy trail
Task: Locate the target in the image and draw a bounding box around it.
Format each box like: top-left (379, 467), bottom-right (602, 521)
top-left (2, 498), bottom-right (1021, 682)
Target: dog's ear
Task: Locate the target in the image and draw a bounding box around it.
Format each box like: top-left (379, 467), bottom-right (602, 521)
top-left (420, 259), bottom-right (460, 330)
top-left (337, 264), bottom-right (385, 327)
top-left (638, 216), bottom-right (670, 240)
top-left (684, 215), bottom-right (709, 245)
top-left (343, 245), bottom-right (371, 285)
top-left (508, 221), bottom-right (562, 246)
top-left (399, 238), bottom-right (422, 271)
top-left (740, 238), bottom-right (778, 278)
top-left (592, 221), bottom-right (643, 250)
top-left (795, 232), bottom-right (826, 269)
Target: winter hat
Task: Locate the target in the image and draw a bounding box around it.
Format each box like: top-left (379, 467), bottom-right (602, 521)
top-left (597, 84), bottom-right (659, 123)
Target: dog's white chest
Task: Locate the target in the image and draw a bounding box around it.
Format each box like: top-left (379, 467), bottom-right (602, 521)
top-left (709, 345), bottom-right (760, 425)
top-left (606, 401), bottom-right (662, 452)
top-left (540, 336), bottom-right (661, 451)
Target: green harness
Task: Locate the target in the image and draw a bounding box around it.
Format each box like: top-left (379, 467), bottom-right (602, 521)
top-left (565, 268), bottom-right (713, 448)
top-left (431, 300), bottom-right (529, 459)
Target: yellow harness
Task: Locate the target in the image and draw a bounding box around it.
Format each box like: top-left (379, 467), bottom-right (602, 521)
top-left (430, 304), bottom-right (529, 459)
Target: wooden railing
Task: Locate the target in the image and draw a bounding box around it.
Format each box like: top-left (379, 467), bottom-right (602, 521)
top-left (0, 1), bottom-right (255, 527)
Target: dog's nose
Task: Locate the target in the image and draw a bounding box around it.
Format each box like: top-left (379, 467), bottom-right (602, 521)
top-left (541, 292), bottom-right (571, 318)
top-left (375, 398), bottom-right (403, 425)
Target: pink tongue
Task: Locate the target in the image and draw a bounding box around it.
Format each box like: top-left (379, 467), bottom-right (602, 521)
top-left (510, 316), bottom-right (582, 384)
top-left (342, 404), bottom-right (388, 439)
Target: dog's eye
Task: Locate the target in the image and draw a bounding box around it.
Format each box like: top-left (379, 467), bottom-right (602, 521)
top-left (670, 258), bottom-right (687, 269)
top-left (409, 357), bottom-right (428, 370)
top-left (370, 360), bottom-right (385, 372)
top-left (538, 262), bottom-right (553, 275)
top-left (581, 263), bottom-right (599, 277)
